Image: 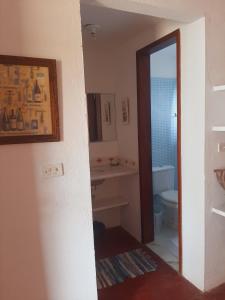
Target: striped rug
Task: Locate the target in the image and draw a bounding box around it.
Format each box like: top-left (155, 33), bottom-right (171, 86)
top-left (96, 248), bottom-right (157, 289)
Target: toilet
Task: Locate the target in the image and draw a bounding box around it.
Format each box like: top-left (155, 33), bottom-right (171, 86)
top-left (160, 190), bottom-right (178, 208)
top-left (160, 190), bottom-right (178, 229)
top-left (152, 166), bottom-right (178, 229)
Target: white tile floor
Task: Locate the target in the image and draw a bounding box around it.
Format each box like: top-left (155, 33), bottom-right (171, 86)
top-left (147, 226), bottom-right (179, 271)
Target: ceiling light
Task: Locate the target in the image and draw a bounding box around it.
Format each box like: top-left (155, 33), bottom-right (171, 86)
top-left (83, 24), bottom-right (100, 39)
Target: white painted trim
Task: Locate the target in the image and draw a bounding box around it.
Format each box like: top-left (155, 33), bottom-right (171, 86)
top-left (213, 85), bottom-right (225, 91)
top-left (212, 204), bottom-right (225, 218)
top-left (212, 126), bottom-right (225, 132)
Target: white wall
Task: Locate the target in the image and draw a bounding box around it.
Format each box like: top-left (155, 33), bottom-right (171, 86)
top-left (82, 35), bottom-right (121, 228)
top-left (82, 37), bottom-right (119, 160)
top-left (204, 1), bottom-right (225, 290)
top-left (180, 19), bottom-right (206, 290)
top-left (89, 141), bottom-right (118, 158)
top-left (0, 1), bottom-right (97, 300)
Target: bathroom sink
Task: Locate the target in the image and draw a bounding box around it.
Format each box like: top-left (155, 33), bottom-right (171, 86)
top-left (91, 164), bottom-right (137, 181)
top-left (214, 169), bottom-right (225, 190)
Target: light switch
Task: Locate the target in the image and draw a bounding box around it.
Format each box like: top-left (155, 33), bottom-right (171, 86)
top-left (218, 143), bottom-right (225, 152)
top-left (42, 163), bottom-right (64, 178)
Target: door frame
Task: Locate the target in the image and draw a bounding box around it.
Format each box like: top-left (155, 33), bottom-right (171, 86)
top-left (136, 29), bottom-right (182, 273)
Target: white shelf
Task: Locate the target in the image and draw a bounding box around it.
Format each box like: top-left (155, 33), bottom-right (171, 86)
top-left (212, 126), bottom-right (225, 132)
top-left (212, 204), bottom-right (225, 217)
top-left (92, 196), bottom-right (129, 212)
top-left (213, 85), bottom-right (225, 91)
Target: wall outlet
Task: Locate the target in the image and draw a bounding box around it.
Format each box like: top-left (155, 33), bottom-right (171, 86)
top-left (218, 143), bottom-right (225, 152)
top-left (42, 163), bottom-right (64, 178)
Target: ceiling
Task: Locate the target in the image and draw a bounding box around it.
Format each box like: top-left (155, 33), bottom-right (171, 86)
top-left (80, 4), bottom-right (164, 42)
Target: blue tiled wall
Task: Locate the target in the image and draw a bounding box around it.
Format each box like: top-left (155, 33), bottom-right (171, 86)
top-left (151, 77), bottom-right (178, 189)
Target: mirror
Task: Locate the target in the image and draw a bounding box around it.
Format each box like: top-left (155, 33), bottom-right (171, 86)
top-left (87, 93), bottom-right (117, 142)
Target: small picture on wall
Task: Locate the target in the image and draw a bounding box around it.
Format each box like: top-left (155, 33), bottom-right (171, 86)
top-left (121, 98), bottom-right (130, 125)
top-left (0, 55), bottom-right (60, 145)
top-left (104, 101), bottom-right (111, 125)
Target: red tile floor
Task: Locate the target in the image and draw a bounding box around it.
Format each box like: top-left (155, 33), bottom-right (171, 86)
top-left (95, 227), bottom-right (225, 300)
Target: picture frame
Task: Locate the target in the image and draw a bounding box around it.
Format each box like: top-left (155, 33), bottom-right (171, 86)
top-left (103, 101), bottom-right (111, 125)
top-left (121, 97), bottom-right (130, 125)
top-left (0, 55), bottom-right (60, 145)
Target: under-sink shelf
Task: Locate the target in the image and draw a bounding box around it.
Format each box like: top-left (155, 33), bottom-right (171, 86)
top-left (213, 85), bottom-right (225, 91)
top-left (212, 204), bottom-right (225, 217)
top-left (212, 126), bottom-right (225, 132)
top-left (92, 196), bottom-right (129, 212)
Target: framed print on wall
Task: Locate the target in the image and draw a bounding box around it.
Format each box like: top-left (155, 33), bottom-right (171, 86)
top-left (0, 55), bottom-right (60, 145)
top-left (103, 101), bottom-right (112, 125)
top-left (121, 97), bottom-right (130, 125)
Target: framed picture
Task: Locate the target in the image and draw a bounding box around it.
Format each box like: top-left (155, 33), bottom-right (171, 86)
top-left (0, 55), bottom-right (60, 145)
top-left (103, 101), bottom-right (111, 125)
top-left (121, 98), bottom-right (130, 125)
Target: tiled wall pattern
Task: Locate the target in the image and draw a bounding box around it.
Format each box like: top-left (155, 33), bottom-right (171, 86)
top-left (151, 77), bottom-right (178, 189)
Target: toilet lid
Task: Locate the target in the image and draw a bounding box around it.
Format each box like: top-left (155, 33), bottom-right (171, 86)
top-left (160, 190), bottom-right (178, 204)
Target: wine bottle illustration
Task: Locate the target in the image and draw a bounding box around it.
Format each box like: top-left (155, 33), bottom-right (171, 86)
top-left (2, 107), bottom-right (10, 131)
top-left (16, 108), bottom-right (24, 131)
top-left (33, 79), bottom-right (42, 102)
top-left (9, 109), bottom-right (17, 131)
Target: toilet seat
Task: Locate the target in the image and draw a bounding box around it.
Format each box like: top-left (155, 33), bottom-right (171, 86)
top-left (160, 190), bottom-right (178, 208)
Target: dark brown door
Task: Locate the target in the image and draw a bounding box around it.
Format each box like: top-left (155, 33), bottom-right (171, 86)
top-left (136, 29), bottom-right (182, 272)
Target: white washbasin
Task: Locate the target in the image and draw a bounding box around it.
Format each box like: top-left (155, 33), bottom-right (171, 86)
top-left (91, 164), bottom-right (137, 181)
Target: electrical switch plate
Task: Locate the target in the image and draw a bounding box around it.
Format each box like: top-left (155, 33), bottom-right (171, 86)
top-left (218, 143), bottom-right (225, 152)
top-left (42, 163), bottom-right (64, 178)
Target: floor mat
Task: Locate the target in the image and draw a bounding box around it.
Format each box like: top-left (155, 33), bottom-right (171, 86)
top-left (96, 248), bottom-right (157, 289)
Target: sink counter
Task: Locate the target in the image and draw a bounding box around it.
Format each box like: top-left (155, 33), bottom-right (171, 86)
top-left (91, 164), bottom-right (138, 181)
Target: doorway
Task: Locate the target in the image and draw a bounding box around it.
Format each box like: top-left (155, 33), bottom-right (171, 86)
top-left (136, 30), bottom-right (182, 272)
